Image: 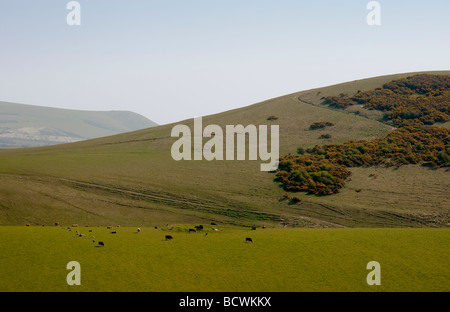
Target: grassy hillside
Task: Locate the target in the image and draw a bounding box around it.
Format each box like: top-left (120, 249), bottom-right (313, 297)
top-left (0, 71), bottom-right (448, 228)
top-left (0, 226), bottom-right (448, 292)
top-left (0, 101), bottom-right (157, 148)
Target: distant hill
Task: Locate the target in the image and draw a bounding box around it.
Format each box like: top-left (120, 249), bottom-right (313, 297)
top-left (0, 101), bottom-right (158, 148)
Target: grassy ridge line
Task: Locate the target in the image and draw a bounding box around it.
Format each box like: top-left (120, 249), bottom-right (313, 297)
top-left (0, 226), bottom-right (448, 292)
top-left (0, 72), bottom-right (447, 227)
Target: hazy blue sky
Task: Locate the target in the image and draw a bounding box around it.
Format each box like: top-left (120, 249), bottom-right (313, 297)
top-left (0, 0), bottom-right (449, 125)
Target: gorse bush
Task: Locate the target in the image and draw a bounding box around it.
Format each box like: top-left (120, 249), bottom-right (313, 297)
top-left (324, 74), bottom-right (450, 126)
top-left (306, 123), bottom-right (449, 169)
top-left (275, 74), bottom-right (450, 196)
top-left (275, 155), bottom-right (351, 195)
top-left (297, 147), bottom-right (306, 155)
top-left (309, 122), bottom-right (334, 130)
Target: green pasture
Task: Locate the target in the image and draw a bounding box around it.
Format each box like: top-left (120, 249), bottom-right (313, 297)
top-left (0, 226), bottom-right (448, 292)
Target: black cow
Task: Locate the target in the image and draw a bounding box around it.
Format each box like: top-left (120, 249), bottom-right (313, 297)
top-left (98, 241), bottom-right (104, 246)
top-left (194, 225), bottom-right (203, 231)
top-left (165, 235), bottom-right (173, 240)
top-left (246, 237), bottom-right (253, 243)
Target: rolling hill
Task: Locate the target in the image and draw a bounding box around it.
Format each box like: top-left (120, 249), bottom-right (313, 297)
top-left (0, 101), bottom-right (158, 148)
top-left (0, 71), bottom-right (448, 228)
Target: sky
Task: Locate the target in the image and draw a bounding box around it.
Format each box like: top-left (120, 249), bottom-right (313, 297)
top-left (0, 0), bottom-right (449, 125)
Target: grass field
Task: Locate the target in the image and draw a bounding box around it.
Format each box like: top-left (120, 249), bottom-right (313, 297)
top-left (0, 225), bottom-right (448, 292)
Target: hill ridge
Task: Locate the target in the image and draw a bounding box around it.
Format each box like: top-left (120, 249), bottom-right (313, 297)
top-left (0, 101), bottom-right (157, 148)
top-left (0, 71), bottom-right (448, 228)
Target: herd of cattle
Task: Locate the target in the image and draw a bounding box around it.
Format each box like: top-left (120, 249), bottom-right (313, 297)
top-left (25, 222), bottom-right (260, 246)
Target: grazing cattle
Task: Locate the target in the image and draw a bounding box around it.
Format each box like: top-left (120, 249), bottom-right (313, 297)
top-left (111, 230), bottom-right (117, 234)
top-left (54, 222), bottom-right (60, 226)
top-left (165, 235), bottom-right (173, 240)
top-left (72, 224), bottom-right (79, 227)
top-left (189, 228), bottom-right (196, 233)
top-left (79, 234), bottom-right (85, 237)
top-left (195, 225), bottom-right (203, 231)
top-left (211, 222), bottom-right (217, 225)
top-left (98, 241), bottom-right (104, 247)
top-left (26, 223), bottom-right (30, 227)
top-left (154, 226), bottom-right (158, 229)
top-left (246, 237), bottom-right (253, 243)
top-left (137, 228), bottom-right (141, 233)
top-left (107, 226), bottom-right (113, 229)
top-left (251, 226), bottom-right (256, 230)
